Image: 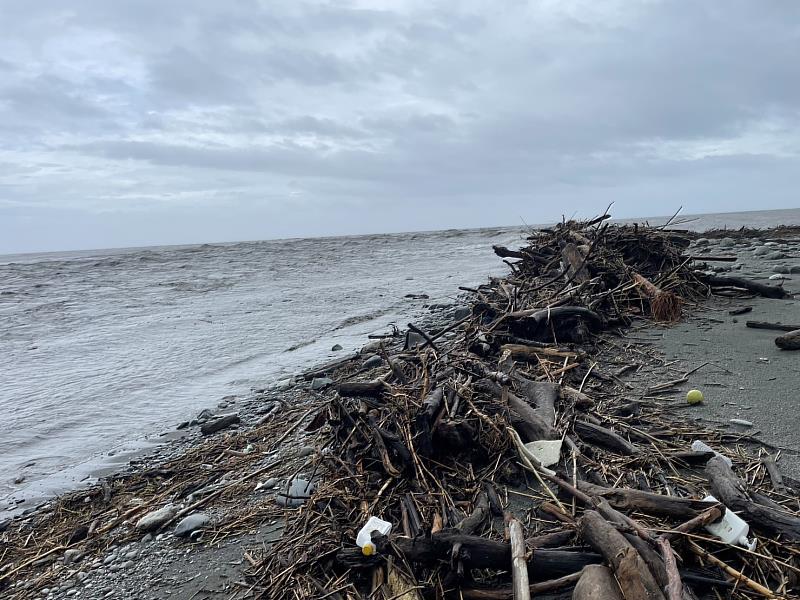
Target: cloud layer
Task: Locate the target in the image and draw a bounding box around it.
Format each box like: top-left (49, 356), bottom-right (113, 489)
top-left (1, 0), bottom-right (799, 252)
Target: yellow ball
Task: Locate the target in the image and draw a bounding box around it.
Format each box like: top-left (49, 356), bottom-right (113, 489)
top-left (361, 543), bottom-right (375, 556)
top-left (687, 389), bottom-right (704, 405)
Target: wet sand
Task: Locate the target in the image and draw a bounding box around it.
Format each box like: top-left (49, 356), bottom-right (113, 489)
top-left (632, 233), bottom-right (800, 479)
top-left (655, 233), bottom-right (800, 477)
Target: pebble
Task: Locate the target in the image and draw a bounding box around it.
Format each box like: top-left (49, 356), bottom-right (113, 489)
top-left (769, 274), bottom-right (789, 280)
top-left (719, 237), bottom-right (735, 248)
top-left (765, 251), bottom-right (787, 260)
top-left (753, 246), bottom-right (771, 256)
top-left (790, 265), bottom-right (800, 274)
top-left (331, 343), bottom-right (343, 351)
top-left (135, 504), bottom-right (177, 532)
top-left (694, 237), bottom-right (709, 246)
top-left (174, 512), bottom-right (212, 537)
top-left (63, 549), bottom-right (83, 565)
top-left (311, 377), bottom-right (333, 391)
top-left (772, 265), bottom-right (791, 274)
top-left (275, 377), bottom-right (294, 391)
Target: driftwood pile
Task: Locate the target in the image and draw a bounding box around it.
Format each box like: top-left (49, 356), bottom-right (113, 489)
top-left (255, 218), bottom-right (799, 599)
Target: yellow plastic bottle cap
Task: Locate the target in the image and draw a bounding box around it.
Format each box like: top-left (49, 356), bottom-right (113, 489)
top-left (361, 543), bottom-right (375, 556)
top-left (687, 389), bottom-right (704, 405)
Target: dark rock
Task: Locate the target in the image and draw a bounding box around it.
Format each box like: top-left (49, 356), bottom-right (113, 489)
top-left (331, 344), bottom-right (343, 351)
top-left (200, 414), bottom-right (240, 435)
top-left (404, 331), bottom-right (426, 350)
top-left (67, 525), bottom-right (89, 545)
top-left (453, 306), bottom-right (472, 321)
top-left (176, 421), bottom-right (190, 430)
top-left (195, 409), bottom-right (215, 423)
top-left (361, 354), bottom-right (383, 370)
top-left (310, 377), bottom-right (334, 391)
top-left (773, 265), bottom-right (791, 274)
top-left (791, 265), bottom-right (800, 274)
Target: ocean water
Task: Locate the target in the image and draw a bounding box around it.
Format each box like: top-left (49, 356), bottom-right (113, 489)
top-left (1, 207), bottom-right (798, 512)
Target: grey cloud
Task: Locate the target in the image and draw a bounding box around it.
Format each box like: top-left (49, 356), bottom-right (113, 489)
top-left (0, 0), bottom-right (799, 253)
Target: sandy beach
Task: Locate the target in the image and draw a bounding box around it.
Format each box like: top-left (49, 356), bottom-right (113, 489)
top-left (2, 224), bottom-right (799, 600)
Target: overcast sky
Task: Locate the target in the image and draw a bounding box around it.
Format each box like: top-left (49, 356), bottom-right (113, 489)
top-left (1, 1), bottom-right (799, 253)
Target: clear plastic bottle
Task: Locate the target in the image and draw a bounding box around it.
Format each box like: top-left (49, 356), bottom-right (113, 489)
top-left (356, 516), bottom-right (392, 556)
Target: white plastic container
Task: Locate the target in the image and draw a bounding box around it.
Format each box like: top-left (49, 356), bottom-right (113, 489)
top-left (356, 516), bottom-right (392, 556)
top-left (691, 440), bottom-right (732, 467)
top-left (523, 440), bottom-right (563, 468)
top-left (702, 495), bottom-right (756, 550)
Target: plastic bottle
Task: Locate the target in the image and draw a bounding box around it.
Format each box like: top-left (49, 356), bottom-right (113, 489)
top-left (702, 495), bottom-right (757, 550)
top-left (691, 440), bottom-right (732, 467)
top-left (356, 516), bottom-right (392, 556)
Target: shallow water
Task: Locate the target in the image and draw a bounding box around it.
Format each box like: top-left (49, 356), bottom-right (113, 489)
top-left (1, 207), bottom-right (799, 512)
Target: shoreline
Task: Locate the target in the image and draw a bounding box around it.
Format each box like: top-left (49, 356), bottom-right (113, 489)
top-left (2, 223), bottom-right (800, 599)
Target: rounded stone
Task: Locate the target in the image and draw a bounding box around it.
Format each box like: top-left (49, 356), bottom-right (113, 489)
top-left (174, 513), bottom-right (212, 537)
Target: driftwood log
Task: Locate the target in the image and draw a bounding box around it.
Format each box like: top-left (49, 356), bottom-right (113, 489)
top-left (475, 379), bottom-right (557, 440)
top-left (705, 456), bottom-right (800, 541)
top-left (363, 532), bottom-right (601, 578)
top-left (508, 518), bottom-right (530, 600)
top-left (775, 329), bottom-right (800, 350)
top-left (573, 565), bottom-right (623, 600)
top-left (704, 275), bottom-right (788, 298)
top-left (574, 420), bottom-right (639, 456)
top-left (578, 510), bottom-right (666, 600)
top-left (745, 320), bottom-right (800, 332)
top-left (577, 481), bottom-right (710, 519)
